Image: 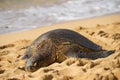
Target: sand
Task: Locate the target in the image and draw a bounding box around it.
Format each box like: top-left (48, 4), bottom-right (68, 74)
top-left (0, 14), bottom-right (120, 80)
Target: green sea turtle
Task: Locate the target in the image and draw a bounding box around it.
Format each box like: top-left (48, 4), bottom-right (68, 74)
top-left (22, 29), bottom-right (114, 72)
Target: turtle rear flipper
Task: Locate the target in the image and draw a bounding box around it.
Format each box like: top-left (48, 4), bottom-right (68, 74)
top-left (77, 50), bottom-right (115, 59)
top-left (101, 50), bottom-right (115, 58)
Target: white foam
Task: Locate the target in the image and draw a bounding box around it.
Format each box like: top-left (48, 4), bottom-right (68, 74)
top-left (0, 0), bottom-right (120, 34)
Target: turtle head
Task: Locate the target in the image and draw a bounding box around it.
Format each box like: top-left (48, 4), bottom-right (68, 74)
top-left (25, 58), bottom-right (38, 72)
top-left (25, 54), bottom-right (46, 72)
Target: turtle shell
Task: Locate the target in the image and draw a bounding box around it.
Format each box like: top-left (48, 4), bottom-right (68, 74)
top-left (22, 29), bottom-right (102, 60)
top-left (33, 29), bottom-right (102, 51)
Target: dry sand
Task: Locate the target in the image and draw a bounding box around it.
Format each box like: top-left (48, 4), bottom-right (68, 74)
top-left (0, 14), bottom-right (120, 80)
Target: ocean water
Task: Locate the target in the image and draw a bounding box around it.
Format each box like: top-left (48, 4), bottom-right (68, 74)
top-left (0, 0), bottom-right (120, 34)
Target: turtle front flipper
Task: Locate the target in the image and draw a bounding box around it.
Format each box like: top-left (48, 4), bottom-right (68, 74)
top-left (77, 50), bottom-right (115, 59)
top-left (21, 53), bottom-right (31, 60)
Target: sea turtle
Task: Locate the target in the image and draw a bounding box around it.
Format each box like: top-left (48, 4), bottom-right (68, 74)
top-left (22, 29), bottom-right (114, 72)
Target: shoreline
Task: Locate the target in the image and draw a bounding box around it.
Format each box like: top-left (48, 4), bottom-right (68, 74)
top-left (0, 13), bottom-right (120, 45)
top-left (0, 12), bottom-right (120, 34)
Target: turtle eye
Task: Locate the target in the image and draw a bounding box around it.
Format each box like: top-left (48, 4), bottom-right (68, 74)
top-left (33, 62), bottom-right (37, 67)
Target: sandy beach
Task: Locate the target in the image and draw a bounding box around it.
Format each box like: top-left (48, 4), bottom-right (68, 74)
top-left (0, 14), bottom-right (120, 80)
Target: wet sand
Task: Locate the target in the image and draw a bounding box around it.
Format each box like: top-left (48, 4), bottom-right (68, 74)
top-left (0, 0), bottom-right (66, 10)
top-left (0, 14), bottom-right (120, 80)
